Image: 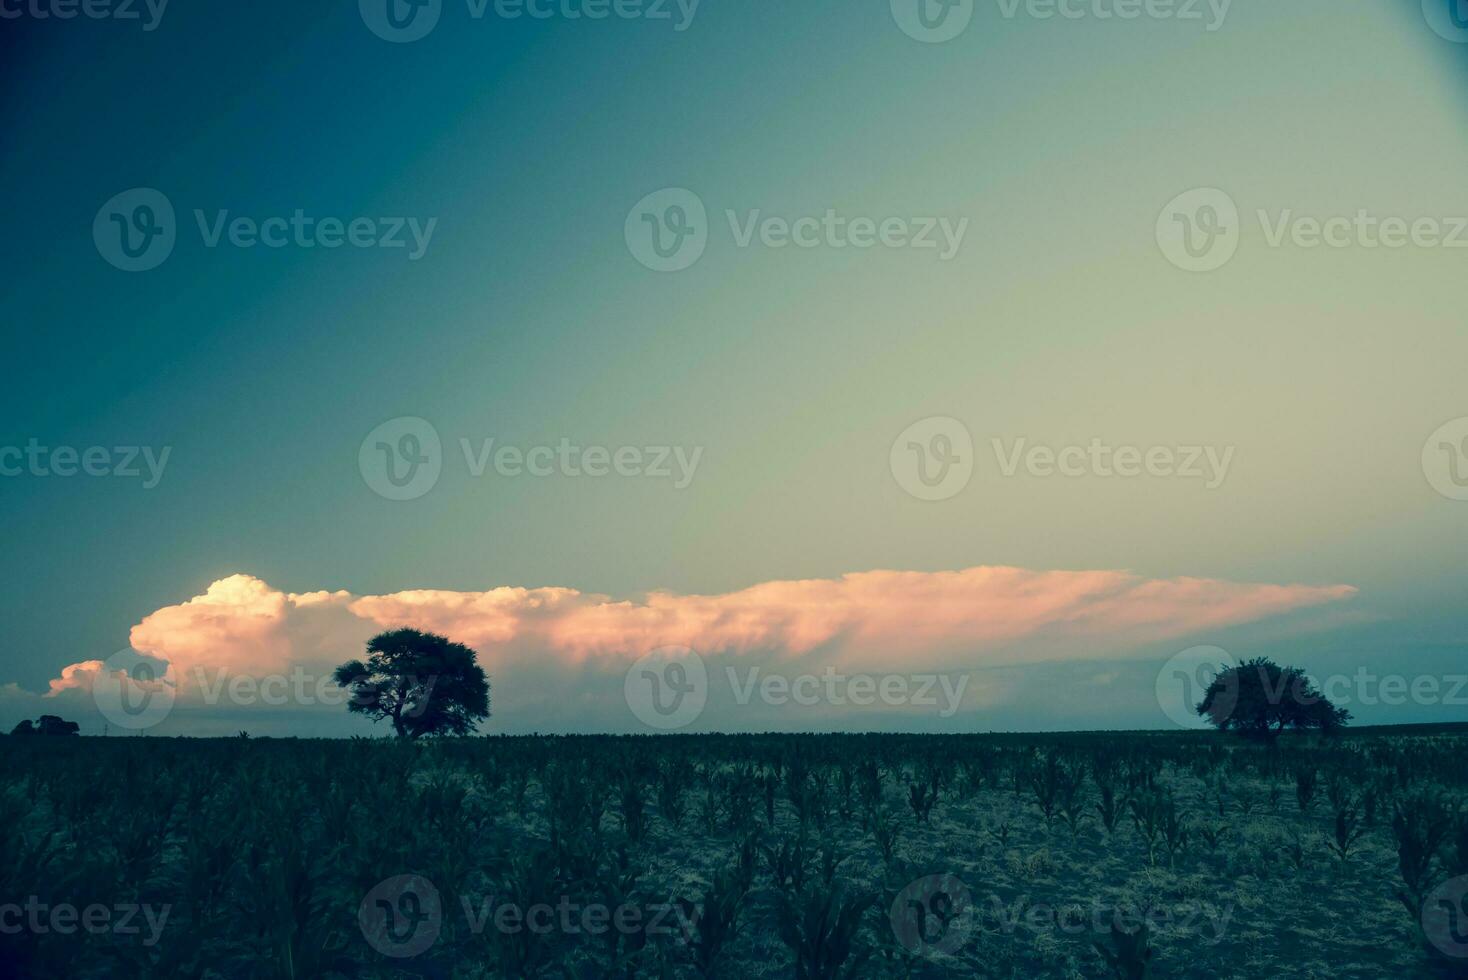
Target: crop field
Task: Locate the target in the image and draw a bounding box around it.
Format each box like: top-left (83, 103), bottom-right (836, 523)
top-left (2, 730), bottom-right (1467, 979)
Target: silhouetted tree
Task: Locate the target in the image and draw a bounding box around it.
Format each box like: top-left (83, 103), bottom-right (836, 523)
top-left (333, 628), bottom-right (489, 739)
top-left (9, 715), bottom-right (80, 736)
top-left (1196, 657), bottom-right (1349, 740)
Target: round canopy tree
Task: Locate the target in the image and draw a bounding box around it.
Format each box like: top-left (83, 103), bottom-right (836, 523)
top-left (1196, 656), bottom-right (1349, 739)
top-left (334, 628), bottom-right (489, 738)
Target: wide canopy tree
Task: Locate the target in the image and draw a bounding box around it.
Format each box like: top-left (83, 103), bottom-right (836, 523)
top-left (1196, 656), bottom-right (1349, 739)
top-left (333, 628), bottom-right (489, 739)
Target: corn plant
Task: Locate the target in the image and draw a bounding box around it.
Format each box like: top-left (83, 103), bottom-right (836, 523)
top-left (870, 808), bottom-right (901, 867)
top-left (1093, 918), bottom-right (1154, 980)
top-left (1392, 791), bottom-right (1457, 919)
top-left (1129, 789), bottom-right (1167, 864)
top-left (656, 760), bottom-right (688, 827)
top-left (1196, 821), bottom-right (1230, 857)
top-left (1159, 797), bottom-right (1189, 867)
top-left (1294, 767), bottom-right (1318, 813)
top-left (618, 769), bottom-right (649, 843)
top-left (906, 778), bottom-right (938, 825)
top-left (765, 834), bottom-right (810, 892)
top-left (1324, 802), bottom-right (1367, 861)
top-left (677, 868), bottom-right (745, 978)
top-left (777, 884), bottom-right (875, 980)
top-left (1096, 779), bottom-right (1124, 836)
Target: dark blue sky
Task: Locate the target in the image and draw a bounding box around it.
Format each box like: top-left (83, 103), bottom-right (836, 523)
top-left (2, 0), bottom-right (1466, 734)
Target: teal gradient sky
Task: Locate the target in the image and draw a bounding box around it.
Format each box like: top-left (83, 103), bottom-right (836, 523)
top-left (1, 0), bottom-right (1466, 734)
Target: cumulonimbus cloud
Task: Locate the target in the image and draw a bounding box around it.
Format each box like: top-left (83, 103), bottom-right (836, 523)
top-left (26, 566), bottom-right (1355, 704)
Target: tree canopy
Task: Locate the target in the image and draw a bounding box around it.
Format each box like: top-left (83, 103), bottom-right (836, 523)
top-left (1196, 656), bottom-right (1349, 739)
top-left (9, 715), bottom-right (80, 736)
top-left (333, 628), bottom-right (489, 739)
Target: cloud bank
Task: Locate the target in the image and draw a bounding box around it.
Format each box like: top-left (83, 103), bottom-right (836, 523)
top-left (8, 567), bottom-right (1356, 734)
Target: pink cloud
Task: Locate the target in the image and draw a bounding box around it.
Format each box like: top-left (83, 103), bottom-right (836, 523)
top-left (44, 660), bottom-right (107, 695)
top-left (24, 566), bottom-right (1356, 722)
top-left (346, 566), bottom-right (1354, 670)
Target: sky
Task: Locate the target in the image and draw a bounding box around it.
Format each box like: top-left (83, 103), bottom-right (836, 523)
top-left (1, 0), bottom-right (1466, 736)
